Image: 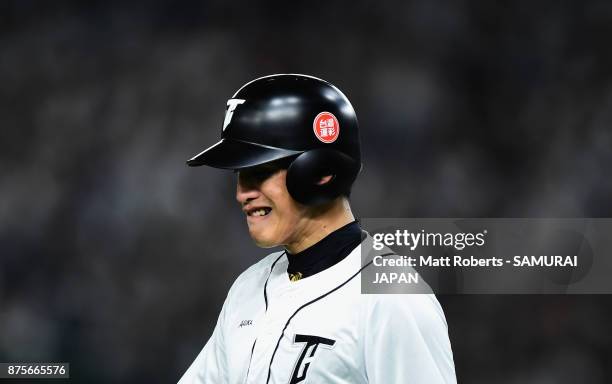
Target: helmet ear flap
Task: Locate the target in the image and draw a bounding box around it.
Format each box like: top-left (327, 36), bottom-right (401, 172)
top-left (286, 149), bottom-right (361, 206)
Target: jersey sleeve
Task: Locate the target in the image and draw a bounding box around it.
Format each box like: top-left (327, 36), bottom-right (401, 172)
top-left (363, 294), bottom-right (456, 384)
top-left (177, 294), bottom-right (230, 384)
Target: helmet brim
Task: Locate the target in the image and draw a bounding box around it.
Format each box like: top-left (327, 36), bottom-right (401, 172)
top-left (186, 139), bottom-right (303, 170)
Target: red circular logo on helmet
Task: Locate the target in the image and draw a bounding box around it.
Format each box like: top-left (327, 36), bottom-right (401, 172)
top-left (313, 112), bottom-right (340, 143)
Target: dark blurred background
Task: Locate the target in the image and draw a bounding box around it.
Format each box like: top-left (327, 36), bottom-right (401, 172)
top-left (1, 0), bottom-right (612, 383)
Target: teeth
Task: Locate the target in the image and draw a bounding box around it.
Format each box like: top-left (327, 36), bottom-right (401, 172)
top-left (251, 209), bottom-right (268, 217)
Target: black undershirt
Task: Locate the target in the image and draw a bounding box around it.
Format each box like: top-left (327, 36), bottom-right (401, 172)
top-left (285, 220), bottom-right (364, 281)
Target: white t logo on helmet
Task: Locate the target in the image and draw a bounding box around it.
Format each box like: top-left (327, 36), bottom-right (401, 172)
top-left (223, 99), bottom-right (246, 131)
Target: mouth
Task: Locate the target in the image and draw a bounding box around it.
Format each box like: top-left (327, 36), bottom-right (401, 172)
top-left (245, 207), bottom-right (272, 218)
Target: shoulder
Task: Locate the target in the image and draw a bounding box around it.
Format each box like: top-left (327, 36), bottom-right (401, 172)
top-left (227, 250), bottom-right (286, 295)
top-left (363, 294), bottom-right (448, 333)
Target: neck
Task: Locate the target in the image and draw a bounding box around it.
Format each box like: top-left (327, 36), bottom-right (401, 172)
top-left (285, 198), bottom-right (355, 254)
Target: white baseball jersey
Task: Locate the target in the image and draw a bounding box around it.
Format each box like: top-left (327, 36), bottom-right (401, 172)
top-left (179, 242), bottom-right (456, 384)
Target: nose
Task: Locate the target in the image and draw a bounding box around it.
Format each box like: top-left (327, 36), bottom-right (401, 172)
top-left (236, 174), bottom-right (262, 205)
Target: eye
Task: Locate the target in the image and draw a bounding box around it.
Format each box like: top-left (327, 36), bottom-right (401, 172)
top-left (237, 157), bottom-right (295, 184)
top-left (252, 167), bottom-right (279, 182)
top-left (238, 166), bottom-right (281, 184)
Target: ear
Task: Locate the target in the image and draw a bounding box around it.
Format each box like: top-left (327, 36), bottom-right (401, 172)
top-left (316, 175), bottom-right (334, 186)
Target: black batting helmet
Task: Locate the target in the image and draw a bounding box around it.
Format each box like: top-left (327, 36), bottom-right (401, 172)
top-left (187, 74), bottom-right (362, 205)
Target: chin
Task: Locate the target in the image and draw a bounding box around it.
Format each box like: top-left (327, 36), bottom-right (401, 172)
top-left (248, 229), bottom-right (282, 249)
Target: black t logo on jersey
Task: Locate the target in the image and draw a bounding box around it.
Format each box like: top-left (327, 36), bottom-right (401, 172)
top-left (289, 334), bottom-right (336, 384)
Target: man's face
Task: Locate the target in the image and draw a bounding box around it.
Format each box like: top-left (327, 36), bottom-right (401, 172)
top-left (236, 161), bottom-right (308, 248)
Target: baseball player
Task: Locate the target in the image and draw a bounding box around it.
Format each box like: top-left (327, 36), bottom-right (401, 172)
top-left (179, 74), bottom-right (456, 383)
